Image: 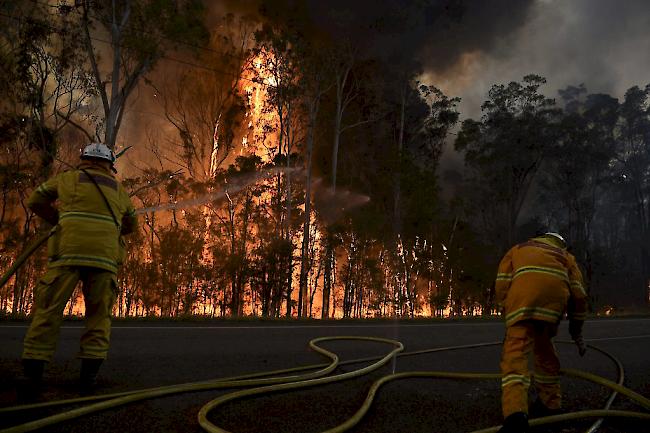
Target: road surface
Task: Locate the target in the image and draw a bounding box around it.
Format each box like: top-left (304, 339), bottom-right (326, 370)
top-left (1, 318), bottom-right (649, 432)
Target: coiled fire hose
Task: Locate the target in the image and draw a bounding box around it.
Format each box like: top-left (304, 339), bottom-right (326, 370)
top-left (1, 337), bottom-right (649, 433)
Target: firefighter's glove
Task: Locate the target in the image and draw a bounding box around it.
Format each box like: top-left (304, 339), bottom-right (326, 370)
top-left (569, 319), bottom-right (586, 356)
top-left (30, 203), bottom-right (59, 226)
top-left (574, 334), bottom-right (587, 357)
top-left (569, 320), bottom-right (584, 340)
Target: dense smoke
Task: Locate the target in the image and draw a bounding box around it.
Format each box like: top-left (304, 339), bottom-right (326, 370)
top-left (215, 0), bottom-right (650, 115)
top-left (219, 0), bottom-right (535, 74)
top-left (430, 0), bottom-right (650, 118)
top-left (122, 0), bottom-right (650, 181)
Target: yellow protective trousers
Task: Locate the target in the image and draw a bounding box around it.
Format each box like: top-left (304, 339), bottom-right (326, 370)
top-left (500, 320), bottom-right (562, 418)
top-left (23, 266), bottom-right (117, 361)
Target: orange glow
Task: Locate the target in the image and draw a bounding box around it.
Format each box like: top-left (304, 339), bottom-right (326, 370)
top-left (21, 49), bottom-right (484, 321)
top-left (419, 51), bottom-right (484, 102)
top-left (238, 51), bottom-right (279, 163)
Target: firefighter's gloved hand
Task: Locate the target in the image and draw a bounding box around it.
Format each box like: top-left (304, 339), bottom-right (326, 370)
top-left (30, 202), bottom-right (59, 226)
top-left (569, 319), bottom-right (584, 339)
top-left (569, 319), bottom-right (586, 356)
top-left (573, 334), bottom-right (587, 357)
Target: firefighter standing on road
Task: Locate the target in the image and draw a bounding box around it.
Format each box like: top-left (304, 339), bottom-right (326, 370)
top-left (495, 232), bottom-right (588, 433)
top-left (19, 143), bottom-right (137, 397)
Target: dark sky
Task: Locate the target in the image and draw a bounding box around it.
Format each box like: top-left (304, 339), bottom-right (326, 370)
top-left (218, 0), bottom-right (650, 117)
top-left (222, 0), bottom-right (536, 83)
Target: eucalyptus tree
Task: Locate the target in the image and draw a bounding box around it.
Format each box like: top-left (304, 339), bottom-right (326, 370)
top-left (253, 24), bottom-right (305, 317)
top-left (320, 47), bottom-right (383, 318)
top-left (456, 74), bottom-right (561, 250)
top-left (77, 0), bottom-right (209, 149)
top-left (143, 14), bottom-right (257, 316)
top-left (1, 1), bottom-right (94, 174)
top-left (0, 1), bottom-right (96, 315)
top-left (538, 87), bottom-right (619, 287)
top-left (610, 85), bottom-right (650, 305)
top-left (297, 39), bottom-right (333, 318)
top-left (392, 84), bottom-right (459, 317)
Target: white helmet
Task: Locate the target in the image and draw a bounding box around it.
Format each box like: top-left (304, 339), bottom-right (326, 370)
top-left (544, 232), bottom-right (567, 249)
top-left (81, 143), bottom-right (115, 163)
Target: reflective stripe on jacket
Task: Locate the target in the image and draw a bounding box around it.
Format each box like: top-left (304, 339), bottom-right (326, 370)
top-left (495, 237), bottom-right (588, 327)
top-left (27, 164), bottom-right (137, 273)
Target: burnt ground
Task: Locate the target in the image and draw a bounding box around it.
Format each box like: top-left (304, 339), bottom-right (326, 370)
top-left (1, 318), bottom-right (649, 433)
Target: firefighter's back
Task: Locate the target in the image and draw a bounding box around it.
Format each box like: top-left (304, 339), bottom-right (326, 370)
top-left (504, 239), bottom-right (571, 327)
top-left (47, 166), bottom-right (131, 274)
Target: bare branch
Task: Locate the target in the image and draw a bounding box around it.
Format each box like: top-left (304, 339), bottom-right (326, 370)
top-left (55, 109), bottom-right (94, 141)
top-left (128, 169), bottom-right (183, 198)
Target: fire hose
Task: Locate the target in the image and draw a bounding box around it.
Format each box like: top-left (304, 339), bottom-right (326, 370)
top-left (0, 232), bottom-right (53, 291)
top-left (1, 337), bottom-right (649, 433)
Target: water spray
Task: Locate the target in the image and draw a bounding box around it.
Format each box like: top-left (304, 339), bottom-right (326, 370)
top-left (0, 166), bottom-right (373, 291)
top-left (134, 170), bottom-right (372, 218)
top-left (0, 167), bottom-right (291, 290)
top-left (135, 167), bottom-right (296, 215)
top-left (309, 178), bottom-right (372, 224)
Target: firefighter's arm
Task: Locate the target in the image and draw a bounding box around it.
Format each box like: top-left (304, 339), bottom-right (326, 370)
top-left (27, 177), bottom-right (59, 226)
top-left (567, 256), bottom-right (588, 356)
top-left (567, 256), bottom-right (588, 328)
top-left (121, 210), bottom-right (137, 235)
top-left (494, 248), bottom-right (514, 307)
top-left (120, 191), bottom-right (138, 236)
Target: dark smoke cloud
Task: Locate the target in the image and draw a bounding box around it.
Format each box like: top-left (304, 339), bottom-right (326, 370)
top-left (216, 0), bottom-right (650, 116)
top-left (432, 0), bottom-right (650, 191)
top-left (427, 0), bottom-right (650, 120)
top-left (515, 0), bottom-right (650, 99)
top-left (146, 0), bottom-right (650, 181)
top-left (218, 0), bottom-right (536, 73)
top-left (415, 0), bottom-right (536, 73)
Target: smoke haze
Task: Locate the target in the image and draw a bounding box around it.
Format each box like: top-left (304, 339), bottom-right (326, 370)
top-left (218, 0), bottom-right (650, 115)
top-left (426, 0), bottom-right (650, 118)
top-left (120, 1), bottom-right (650, 174)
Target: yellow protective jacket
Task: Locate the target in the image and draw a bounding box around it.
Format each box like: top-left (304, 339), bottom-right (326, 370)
top-left (27, 162), bottom-right (137, 274)
top-left (495, 237), bottom-right (587, 327)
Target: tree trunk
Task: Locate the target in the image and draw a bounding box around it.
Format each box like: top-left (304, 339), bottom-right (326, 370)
top-left (321, 65), bottom-right (350, 319)
top-left (322, 238), bottom-right (333, 318)
top-left (285, 105), bottom-right (294, 318)
top-left (299, 94), bottom-right (320, 317)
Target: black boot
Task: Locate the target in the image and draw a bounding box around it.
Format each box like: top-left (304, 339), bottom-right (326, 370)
top-left (497, 412), bottom-right (529, 433)
top-left (16, 359), bottom-right (46, 403)
top-left (80, 358), bottom-right (103, 396)
top-left (530, 398), bottom-right (562, 418)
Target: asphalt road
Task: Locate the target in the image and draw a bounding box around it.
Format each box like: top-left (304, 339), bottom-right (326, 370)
top-left (1, 318), bottom-right (649, 433)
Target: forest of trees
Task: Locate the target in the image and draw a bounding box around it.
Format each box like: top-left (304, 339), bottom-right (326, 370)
top-left (1, 1), bottom-right (649, 319)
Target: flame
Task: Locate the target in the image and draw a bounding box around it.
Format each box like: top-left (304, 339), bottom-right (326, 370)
top-left (238, 50), bottom-right (278, 163)
top-left (48, 50), bottom-right (367, 320)
top-left (210, 113), bottom-right (222, 178)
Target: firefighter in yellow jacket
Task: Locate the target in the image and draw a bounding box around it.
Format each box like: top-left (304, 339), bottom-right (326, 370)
top-left (495, 232), bottom-right (587, 433)
top-left (20, 143), bottom-right (137, 397)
